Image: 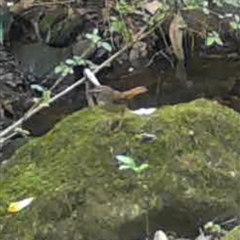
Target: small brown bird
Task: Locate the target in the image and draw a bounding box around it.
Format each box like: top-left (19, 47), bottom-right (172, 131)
top-left (88, 85), bottom-right (148, 112)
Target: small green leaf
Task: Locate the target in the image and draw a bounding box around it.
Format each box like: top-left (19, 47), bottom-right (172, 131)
top-left (92, 35), bottom-right (101, 44)
top-left (54, 65), bottom-right (63, 74)
top-left (132, 167), bottom-right (140, 173)
top-left (63, 68), bottom-right (73, 76)
top-left (202, 0), bottom-right (208, 7)
top-left (110, 20), bottom-right (123, 33)
top-left (85, 33), bottom-right (93, 39)
top-left (230, 21), bottom-right (237, 29)
top-left (116, 0), bottom-right (134, 14)
top-left (205, 31), bottom-right (223, 46)
top-left (132, 164), bottom-right (149, 173)
top-left (119, 165), bottom-right (131, 170)
top-left (30, 84), bottom-right (45, 93)
top-left (85, 29), bottom-right (101, 44)
top-left (100, 42), bottom-right (112, 52)
top-left (77, 59), bottom-right (86, 65)
top-left (116, 155), bottom-right (135, 166)
top-left (40, 90), bottom-right (51, 107)
top-left (93, 28), bottom-right (98, 35)
top-left (65, 59), bottom-right (76, 65)
top-left (206, 31), bottom-right (223, 46)
top-left (72, 56), bottom-right (85, 65)
top-left (230, 21), bottom-right (240, 30)
top-left (225, 13), bottom-right (233, 18)
top-left (203, 7), bottom-right (210, 15)
top-left (138, 164), bottom-right (149, 171)
top-left (61, 72), bottom-right (68, 77)
top-left (206, 37), bottom-right (215, 46)
top-left (234, 14), bottom-right (240, 22)
top-left (215, 37), bottom-right (223, 45)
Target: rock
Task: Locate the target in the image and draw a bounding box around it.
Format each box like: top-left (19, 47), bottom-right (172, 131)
top-left (0, 99), bottom-right (239, 240)
top-left (220, 227), bottom-right (240, 240)
top-left (37, 5), bottom-right (85, 47)
top-left (10, 42), bottom-right (71, 79)
top-left (0, 45), bottom-right (29, 125)
top-left (129, 41), bottom-right (149, 68)
top-left (72, 38), bottom-right (92, 57)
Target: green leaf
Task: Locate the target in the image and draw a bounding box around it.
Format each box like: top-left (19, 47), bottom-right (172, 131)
top-left (30, 84), bottom-right (45, 93)
top-left (72, 56), bottom-right (85, 65)
top-left (138, 164), bottom-right (149, 171)
top-left (40, 90), bottom-right (51, 107)
top-left (92, 35), bottom-right (101, 44)
top-left (65, 68), bottom-right (73, 75)
top-left (61, 71), bottom-right (68, 77)
top-left (119, 165), bottom-right (131, 170)
top-left (54, 65), bottom-right (63, 74)
top-left (116, 0), bottom-right (134, 14)
top-left (230, 21), bottom-right (240, 30)
top-left (205, 37), bottom-right (215, 46)
top-left (206, 31), bottom-right (223, 46)
top-left (85, 30), bottom-right (101, 44)
top-left (85, 33), bottom-right (93, 40)
top-left (100, 42), bottom-right (112, 52)
top-left (65, 59), bottom-right (76, 65)
top-left (116, 155), bottom-right (135, 166)
top-left (73, 56), bottom-right (82, 61)
top-left (215, 37), bottom-right (223, 45)
top-left (93, 28), bottom-right (98, 35)
top-left (203, 7), bottom-right (210, 15)
top-left (110, 20), bottom-right (123, 33)
top-left (234, 14), bottom-right (240, 22)
top-left (134, 168), bottom-right (143, 173)
top-left (132, 164), bottom-right (149, 173)
top-left (77, 59), bottom-right (86, 65)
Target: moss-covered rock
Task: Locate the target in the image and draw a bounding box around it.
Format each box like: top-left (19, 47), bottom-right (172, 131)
top-left (221, 227), bottom-right (240, 240)
top-left (0, 99), bottom-right (240, 240)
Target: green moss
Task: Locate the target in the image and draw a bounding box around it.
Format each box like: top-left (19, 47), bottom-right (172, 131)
top-left (0, 99), bottom-right (239, 240)
top-left (221, 227), bottom-right (240, 240)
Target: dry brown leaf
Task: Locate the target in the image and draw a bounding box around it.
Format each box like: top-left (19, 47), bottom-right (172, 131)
top-left (169, 11), bottom-right (187, 61)
top-left (9, 0), bottom-right (35, 13)
top-left (144, 0), bottom-right (162, 16)
top-left (102, 0), bottom-right (117, 22)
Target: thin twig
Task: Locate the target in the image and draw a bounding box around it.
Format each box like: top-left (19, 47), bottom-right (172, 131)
top-left (50, 75), bottom-right (65, 91)
top-left (145, 48), bottom-right (174, 67)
